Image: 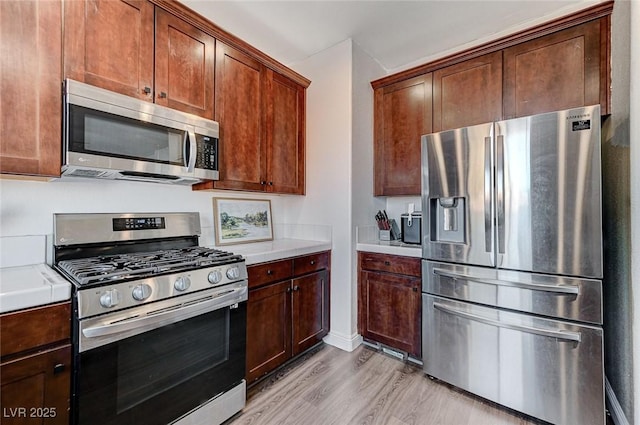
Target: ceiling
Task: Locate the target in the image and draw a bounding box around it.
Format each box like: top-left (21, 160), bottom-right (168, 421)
top-left (181, 0), bottom-right (604, 73)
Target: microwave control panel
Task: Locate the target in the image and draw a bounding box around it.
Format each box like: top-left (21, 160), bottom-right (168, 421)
top-left (195, 135), bottom-right (218, 171)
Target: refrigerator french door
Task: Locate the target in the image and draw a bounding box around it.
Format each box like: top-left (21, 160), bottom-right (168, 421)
top-left (421, 105), bottom-right (604, 425)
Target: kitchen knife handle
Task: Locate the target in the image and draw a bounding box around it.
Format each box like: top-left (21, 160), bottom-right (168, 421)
top-left (496, 134), bottom-right (506, 254)
top-left (484, 136), bottom-right (492, 253)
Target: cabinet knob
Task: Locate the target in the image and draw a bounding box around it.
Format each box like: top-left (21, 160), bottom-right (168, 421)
top-left (286, 287), bottom-right (292, 293)
top-left (158, 92), bottom-right (167, 99)
top-left (384, 261), bottom-right (391, 266)
top-left (143, 86), bottom-right (151, 94)
top-left (413, 287), bottom-right (418, 292)
top-left (267, 269), bottom-right (273, 275)
top-left (268, 181), bottom-right (273, 186)
top-left (293, 285), bottom-right (300, 291)
top-left (310, 260), bottom-right (315, 265)
top-left (261, 181), bottom-right (266, 185)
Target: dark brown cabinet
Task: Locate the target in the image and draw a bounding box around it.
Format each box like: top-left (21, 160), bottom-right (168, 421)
top-left (358, 252), bottom-right (421, 358)
top-left (433, 51), bottom-right (503, 132)
top-left (0, 302), bottom-right (72, 424)
top-left (373, 74), bottom-right (432, 196)
top-left (503, 19), bottom-right (607, 119)
top-left (246, 252), bottom-right (330, 383)
top-left (194, 43), bottom-right (306, 194)
top-left (64, 0), bottom-right (215, 119)
top-left (0, 0), bottom-right (62, 177)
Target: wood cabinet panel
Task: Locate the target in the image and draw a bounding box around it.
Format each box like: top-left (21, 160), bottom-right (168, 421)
top-left (212, 42), bottom-right (266, 191)
top-left (154, 7), bottom-right (215, 119)
top-left (246, 280), bottom-right (292, 383)
top-left (292, 270), bottom-right (329, 356)
top-left (267, 70), bottom-right (305, 194)
top-left (64, 0), bottom-right (154, 101)
top-left (503, 19), bottom-right (603, 119)
top-left (293, 252), bottom-right (329, 277)
top-left (248, 259), bottom-right (292, 289)
top-left (359, 270), bottom-right (421, 357)
top-left (433, 51), bottom-right (503, 132)
top-left (0, 302), bottom-right (71, 358)
top-left (359, 252), bottom-right (421, 277)
top-left (0, 0), bottom-right (62, 177)
top-left (374, 74), bottom-right (432, 196)
top-left (0, 345), bottom-right (71, 425)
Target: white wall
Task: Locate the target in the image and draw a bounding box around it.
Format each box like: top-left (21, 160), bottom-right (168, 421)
top-left (286, 40), bottom-right (358, 350)
top-left (630, 1), bottom-right (640, 423)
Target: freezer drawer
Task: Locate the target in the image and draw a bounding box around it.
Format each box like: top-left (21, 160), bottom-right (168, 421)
top-left (423, 260), bottom-right (602, 324)
top-left (423, 294), bottom-right (604, 425)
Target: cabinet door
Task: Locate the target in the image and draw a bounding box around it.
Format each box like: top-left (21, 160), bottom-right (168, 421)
top-left (266, 70), bottom-right (306, 194)
top-left (374, 74), bottom-right (432, 196)
top-left (292, 270), bottom-right (329, 356)
top-left (246, 280), bottom-right (291, 383)
top-left (0, 0), bottom-right (61, 177)
top-left (64, 0), bottom-right (154, 101)
top-left (359, 270), bottom-right (421, 357)
top-left (0, 345), bottom-right (71, 425)
top-left (503, 19), bottom-right (604, 119)
top-left (433, 51), bottom-right (502, 132)
top-left (213, 42), bottom-right (266, 191)
top-left (154, 8), bottom-right (215, 119)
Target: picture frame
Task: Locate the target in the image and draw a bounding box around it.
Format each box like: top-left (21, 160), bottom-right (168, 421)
top-left (213, 197), bottom-right (274, 245)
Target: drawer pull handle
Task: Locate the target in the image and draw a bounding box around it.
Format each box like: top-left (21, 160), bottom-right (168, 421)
top-left (53, 363), bottom-right (65, 374)
top-left (384, 261), bottom-right (391, 266)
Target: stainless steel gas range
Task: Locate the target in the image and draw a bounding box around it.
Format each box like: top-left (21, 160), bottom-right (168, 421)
top-left (53, 212), bottom-right (247, 425)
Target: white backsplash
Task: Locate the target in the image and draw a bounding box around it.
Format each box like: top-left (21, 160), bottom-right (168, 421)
top-left (0, 235), bottom-right (48, 268)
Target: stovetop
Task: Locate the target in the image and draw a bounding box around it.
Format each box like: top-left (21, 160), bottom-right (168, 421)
top-left (58, 246), bottom-right (243, 287)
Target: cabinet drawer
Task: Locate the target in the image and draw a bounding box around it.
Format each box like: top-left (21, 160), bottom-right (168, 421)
top-left (248, 259), bottom-right (293, 289)
top-left (0, 302), bottom-right (71, 358)
top-left (359, 252), bottom-right (421, 277)
top-left (293, 252), bottom-right (329, 276)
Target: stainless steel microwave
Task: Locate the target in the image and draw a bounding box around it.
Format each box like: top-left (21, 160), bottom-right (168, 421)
top-left (62, 79), bottom-right (219, 185)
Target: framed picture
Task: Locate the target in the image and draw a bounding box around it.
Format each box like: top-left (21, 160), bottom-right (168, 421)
top-left (213, 198), bottom-right (273, 245)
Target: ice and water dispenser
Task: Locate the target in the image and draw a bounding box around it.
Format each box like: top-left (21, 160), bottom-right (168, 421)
top-left (430, 197), bottom-right (465, 243)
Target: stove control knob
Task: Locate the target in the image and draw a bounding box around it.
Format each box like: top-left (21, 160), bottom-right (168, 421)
top-left (226, 266), bottom-right (240, 280)
top-left (132, 284), bottom-right (152, 301)
top-left (100, 289), bottom-right (121, 308)
top-left (174, 276), bottom-right (191, 292)
top-left (208, 270), bottom-right (223, 285)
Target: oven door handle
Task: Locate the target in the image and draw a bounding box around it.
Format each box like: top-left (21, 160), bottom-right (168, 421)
top-left (82, 286), bottom-right (247, 339)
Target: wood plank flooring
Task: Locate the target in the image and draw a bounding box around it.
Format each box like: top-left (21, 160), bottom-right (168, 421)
top-left (228, 344), bottom-right (550, 425)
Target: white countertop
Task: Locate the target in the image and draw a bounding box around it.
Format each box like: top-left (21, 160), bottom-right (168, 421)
top-left (0, 264), bottom-right (71, 314)
top-left (356, 240), bottom-right (422, 258)
top-left (217, 239), bottom-right (332, 265)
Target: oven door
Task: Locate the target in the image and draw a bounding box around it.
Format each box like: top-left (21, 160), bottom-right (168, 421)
top-left (74, 284), bottom-right (247, 425)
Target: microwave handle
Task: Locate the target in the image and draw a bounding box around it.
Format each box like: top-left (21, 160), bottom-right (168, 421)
top-left (186, 130), bottom-right (197, 172)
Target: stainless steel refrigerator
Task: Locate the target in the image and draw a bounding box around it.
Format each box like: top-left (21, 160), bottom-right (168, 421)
top-left (421, 105), bottom-right (604, 425)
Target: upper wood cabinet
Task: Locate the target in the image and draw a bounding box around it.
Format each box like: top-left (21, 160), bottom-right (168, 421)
top-left (64, 0), bottom-right (215, 119)
top-left (194, 43), bottom-right (306, 194)
top-left (0, 0), bottom-right (62, 177)
top-left (503, 19), bottom-right (606, 119)
top-left (373, 74), bottom-right (432, 196)
top-left (433, 51), bottom-right (503, 132)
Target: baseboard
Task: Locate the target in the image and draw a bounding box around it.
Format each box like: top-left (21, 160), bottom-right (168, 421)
top-left (323, 331), bottom-right (363, 352)
top-left (605, 376), bottom-right (630, 425)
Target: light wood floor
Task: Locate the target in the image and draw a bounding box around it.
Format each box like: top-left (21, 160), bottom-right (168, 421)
top-left (228, 344), bottom-right (549, 425)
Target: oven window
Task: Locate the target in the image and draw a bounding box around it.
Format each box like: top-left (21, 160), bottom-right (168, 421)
top-left (76, 303), bottom-right (246, 425)
top-left (116, 310), bottom-right (229, 413)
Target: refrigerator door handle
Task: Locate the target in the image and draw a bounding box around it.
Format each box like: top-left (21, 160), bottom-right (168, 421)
top-left (496, 134), bottom-right (506, 254)
top-left (484, 136), bottom-right (492, 253)
top-left (433, 302), bottom-right (582, 342)
top-left (432, 268), bottom-right (580, 295)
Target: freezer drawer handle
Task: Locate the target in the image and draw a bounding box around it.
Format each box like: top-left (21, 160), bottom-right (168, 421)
top-left (433, 268), bottom-right (580, 295)
top-left (433, 302), bottom-right (582, 343)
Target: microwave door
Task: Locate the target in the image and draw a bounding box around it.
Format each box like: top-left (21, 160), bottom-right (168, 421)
top-left (496, 106), bottom-right (602, 278)
top-left (421, 122), bottom-right (495, 267)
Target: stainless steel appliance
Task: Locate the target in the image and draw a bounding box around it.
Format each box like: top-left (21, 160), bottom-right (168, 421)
top-left (63, 79), bottom-right (219, 185)
top-left (421, 105), bottom-right (604, 425)
top-left (53, 212), bottom-right (247, 425)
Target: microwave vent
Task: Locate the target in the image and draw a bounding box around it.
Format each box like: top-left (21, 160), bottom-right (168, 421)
top-left (68, 169), bottom-right (111, 178)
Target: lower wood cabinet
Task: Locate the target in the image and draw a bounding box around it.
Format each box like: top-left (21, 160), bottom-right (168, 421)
top-left (0, 302), bottom-right (71, 424)
top-left (246, 252), bottom-right (330, 384)
top-left (358, 252), bottom-right (421, 358)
